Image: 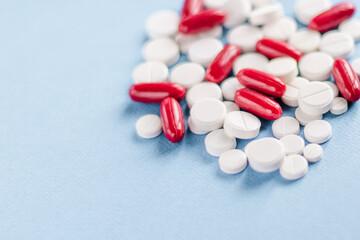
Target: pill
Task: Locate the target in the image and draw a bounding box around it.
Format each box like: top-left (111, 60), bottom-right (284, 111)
top-left (188, 117), bottom-right (209, 135)
top-left (295, 107), bottom-right (323, 126)
top-left (142, 38), bottom-right (180, 66)
top-left (224, 111), bottom-right (261, 139)
top-left (281, 77), bottom-right (310, 107)
top-left (179, 9), bottom-right (227, 34)
top-left (249, 0), bottom-right (275, 8)
top-left (265, 57), bottom-right (299, 83)
top-left (145, 10), bottom-right (180, 39)
top-left (135, 114), bottom-right (163, 139)
top-left (234, 88), bottom-right (283, 120)
top-left (227, 24), bottom-right (263, 53)
top-left (272, 116), bottom-right (300, 139)
top-left (309, 2), bottom-right (356, 33)
top-left (303, 144), bottom-right (323, 163)
top-left (205, 129), bottom-right (237, 157)
top-left (256, 38), bottom-right (302, 62)
top-left (331, 97), bottom-right (348, 115)
top-left (332, 59), bottom-right (360, 102)
top-left (132, 61), bottom-right (169, 84)
top-left (223, 101), bottom-right (240, 113)
top-left (295, 0), bottom-right (331, 25)
top-left (129, 82), bottom-right (186, 103)
top-left (280, 135), bottom-right (305, 155)
top-left (249, 3), bottom-right (284, 26)
top-left (288, 29), bottom-right (321, 54)
top-left (170, 62), bottom-right (205, 89)
top-left (236, 69), bottom-right (286, 97)
top-left (280, 155), bottom-right (308, 180)
top-left (304, 120), bottom-right (332, 144)
top-left (339, 19), bottom-right (360, 42)
top-left (218, 149), bottom-right (247, 174)
top-left (298, 82), bottom-right (333, 115)
top-left (206, 44), bottom-right (241, 84)
top-left (323, 81), bottom-right (339, 98)
top-left (262, 17), bottom-right (297, 42)
top-left (186, 82), bottom-right (223, 108)
top-left (160, 97), bottom-right (186, 143)
top-left (188, 38), bottom-right (224, 67)
top-left (298, 52), bottom-right (334, 81)
top-left (319, 31), bottom-right (354, 59)
top-left (181, 0), bottom-right (204, 20)
top-left (232, 52), bottom-right (269, 75)
top-left (351, 58), bottom-right (360, 77)
top-left (221, 77), bottom-right (244, 101)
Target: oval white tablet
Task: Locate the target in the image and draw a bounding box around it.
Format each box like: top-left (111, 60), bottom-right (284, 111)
top-left (191, 99), bottom-right (227, 132)
top-left (351, 58), bottom-right (360, 77)
top-left (224, 111), bottom-right (261, 139)
top-left (280, 155), bottom-right (308, 180)
top-left (170, 62), bottom-right (205, 89)
top-left (227, 24), bottom-right (264, 52)
top-left (232, 53), bottom-right (269, 75)
top-left (339, 19), bottom-right (360, 42)
top-left (136, 114), bottom-right (162, 139)
top-left (331, 97), bottom-right (348, 115)
top-left (272, 116), bottom-right (300, 139)
top-left (280, 135), bottom-right (305, 155)
top-left (188, 38), bottom-right (224, 67)
top-left (145, 10), bottom-right (180, 39)
top-left (304, 120), bottom-right (332, 144)
top-left (266, 57), bottom-right (298, 83)
top-left (298, 82), bottom-right (333, 115)
top-left (281, 77), bottom-right (310, 107)
top-left (299, 52), bottom-right (334, 81)
top-left (323, 81), bottom-right (339, 98)
top-left (249, 3), bottom-right (284, 26)
top-left (223, 101), bottom-right (240, 113)
top-left (132, 61), bottom-right (169, 84)
top-left (295, 107), bottom-right (323, 126)
top-left (263, 17), bottom-right (297, 41)
top-left (219, 149), bottom-right (247, 174)
top-left (288, 29), bottom-right (321, 53)
top-left (142, 38), bottom-right (180, 66)
top-left (188, 117), bottom-right (209, 135)
top-left (186, 82), bottom-right (223, 108)
top-left (221, 77), bottom-right (244, 101)
top-left (205, 129), bottom-right (237, 157)
top-left (295, 0), bottom-right (331, 25)
top-left (303, 144), bottom-right (323, 163)
top-left (320, 31), bottom-right (355, 59)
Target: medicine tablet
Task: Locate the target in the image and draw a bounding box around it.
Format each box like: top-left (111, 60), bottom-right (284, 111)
top-left (135, 114), bottom-right (162, 139)
top-left (227, 24), bottom-right (263, 52)
top-left (186, 82), bottom-right (223, 108)
top-left (142, 38), bottom-right (180, 66)
top-left (339, 19), bottom-right (360, 42)
top-left (288, 29), bottom-right (321, 54)
top-left (170, 62), bottom-right (205, 89)
top-left (351, 58), bottom-right (360, 77)
top-left (266, 57), bottom-right (298, 83)
top-left (331, 97), bottom-right (348, 115)
top-left (132, 61), bottom-right (169, 84)
top-left (218, 149), bottom-right (247, 174)
top-left (280, 155), bottom-right (308, 180)
top-left (232, 52), bottom-right (269, 75)
top-left (205, 129), bottom-right (237, 157)
top-left (221, 77), bottom-right (244, 101)
top-left (295, 107), bottom-right (322, 126)
top-left (191, 99), bottom-right (226, 132)
top-left (224, 111), bottom-right (261, 139)
top-left (299, 52), bottom-right (334, 81)
top-left (188, 117), bottom-right (209, 135)
top-left (145, 10), bottom-right (180, 39)
top-left (250, 0), bottom-right (275, 9)
top-left (223, 101), bottom-right (240, 113)
top-left (249, 3), bottom-right (284, 26)
top-left (304, 120), bottom-right (332, 144)
top-left (298, 82), bottom-right (333, 115)
top-left (320, 31), bottom-right (355, 59)
top-left (281, 77), bottom-right (310, 107)
top-left (303, 144), bottom-right (323, 163)
top-left (262, 17), bottom-right (297, 41)
top-left (295, 0), bottom-right (331, 25)
top-left (272, 117), bottom-right (300, 139)
top-left (280, 135), bottom-right (305, 155)
top-left (188, 38), bottom-right (224, 67)
top-left (323, 81), bottom-right (339, 98)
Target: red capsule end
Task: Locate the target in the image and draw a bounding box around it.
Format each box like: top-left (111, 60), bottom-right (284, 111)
top-left (181, 0), bottom-right (204, 20)
top-left (256, 38), bottom-right (302, 62)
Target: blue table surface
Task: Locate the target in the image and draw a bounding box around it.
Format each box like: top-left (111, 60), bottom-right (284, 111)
top-left (1, 0), bottom-right (360, 239)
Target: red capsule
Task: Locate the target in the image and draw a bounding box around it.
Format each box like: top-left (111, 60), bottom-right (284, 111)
top-left (181, 0), bottom-right (204, 20)
top-left (309, 2), bottom-right (355, 33)
top-left (129, 82), bottom-right (186, 103)
top-left (234, 88), bottom-right (282, 120)
top-left (236, 69), bottom-right (286, 98)
top-left (332, 59), bottom-right (360, 102)
top-left (179, 9), bottom-right (227, 35)
top-left (206, 44), bottom-right (241, 84)
top-left (256, 38), bottom-right (302, 62)
top-left (160, 97), bottom-right (186, 143)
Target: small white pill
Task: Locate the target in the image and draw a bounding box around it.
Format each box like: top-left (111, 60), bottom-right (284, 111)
top-left (191, 99), bottom-right (227, 132)
top-left (224, 111), bottom-right (261, 139)
top-left (232, 52), bottom-right (269, 75)
top-left (227, 24), bottom-right (263, 52)
top-left (281, 77), bottom-right (310, 107)
top-left (170, 62), bottom-right (205, 89)
top-left (205, 129), bottom-right (237, 157)
top-left (223, 101), bottom-right (240, 113)
top-left (280, 155), bottom-right (308, 180)
top-left (145, 10), bottom-right (180, 39)
top-left (288, 29), bottom-right (321, 54)
top-left (188, 117), bottom-right (209, 135)
top-left (295, 107), bottom-right (323, 126)
top-left (351, 58), bottom-right (360, 77)
top-left (263, 17), bottom-right (297, 41)
top-left (250, 0), bottom-right (275, 8)
top-left (323, 81), bottom-right (339, 98)
top-left (249, 3), bottom-right (284, 26)
top-left (221, 77), bottom-right (244, 101)
top-left (219, 149), bottom-right (247, 174)
top-left (280, 135), bottom-right (305, 155)
top-left (188, 38), bottom-right (224, 67)
top-left (295, 0), bottom-right (331, 25)
top-left (303, 144), bottom-right (323, 163)
top-left (266, 57), bottom-right (298, 83)
top-left (304, 120), bottom-right (332, 144)
top-left (298, 82), bottom-right (333, 115)
top-left (142, 38), bottom-right (180, 66)
top-left (320, 31), bottom-right (355, 59)
top-left (339, 19), bottom-right (360, 42)
top-left (186, 82), bottom-right (223, 108)
top-left (299, 52), bottom-right (334, 81)
top-left (272, 116), bottom-right (300, 139)
top-left (331, 97), bottom-right (348, 115)
top-left (132, 61), bottom-right (169, 84)
top-left (135, 114), bottom-right (162, 139)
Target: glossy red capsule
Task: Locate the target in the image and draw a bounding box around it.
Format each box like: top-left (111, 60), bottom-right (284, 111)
top-left (332, 59), bottom-right (360, 102)
top-left (234, 88), bottom-right (282, 120)
top-left (206, 44), bottom-right (241, 84)
top-left (309, 2), bottom-right (355, 33)
top-left (256, 38), bottom-right (302, 62)
top-left (179, 9), bottom-right (227, 34)
top-left (129, 82), bottom-right (186, 103)
top-left (181, 0), bottom-right (204, 20)
top-left (236, 69), bottom-right (286, 98)
top-left (160, 97), bottom-right (186, 143)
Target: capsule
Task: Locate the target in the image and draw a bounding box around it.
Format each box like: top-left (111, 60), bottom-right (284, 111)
top-left (206, 44), bottom-right (241, 84)
top-left (309, 2), bottom-right (355, 33)
top-left (160, 97), bottom-right (186, 143)
top-left (332, 59), bottom-right (360, 102)
top-left (179, 9), bottom-right (227, 35)
top-left (234, 88), bottom-right (283, 120)
top-left (129, 82), bottom-right (186, 103)
top-left (236, 69), bottom-right (286, 98)
top-left (256, 38), bottom-right (302, 62)
top-left (181, 0), bottom-right (204, 20)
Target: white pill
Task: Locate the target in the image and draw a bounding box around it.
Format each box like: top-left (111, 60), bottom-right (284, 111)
top-left (232, 52), bottom-right (269, 75)
top-left (280, 135), bottom-right (305, 155)
top-left (250, 0), bottom-right (275, 8)
top-left (205, 129), bottom-right (237, 157)
top-left (246, 137), bottom-right (285, 173)
top-left (280, 155), bottom-right (308, 180)
top-left (288, 29), bottom-right (321, 54)
top-left (299, 52), bottom-right (334, 81)
top-left (272, 116), bottom-right (300, 139)
top-left (219, 149), bottom-right (247, 174)
top-left (221, 77), bottom-right (244, 101)
top-left (339, 19), bottom-right (360, 42)
top-left (199, 26), bottom-right (224, 39)
top-left (170, 62), bottom-right (205, 89)
top-left (303, 144), bottom-right (323, 163)
top-left (227, 24), bottom-right (263, 52)
top-left (223, 101), bottom-right (240, 113)
top-left (323, 81), bottom-right (339, 98)
top-left (298, 82), bottom-right (333, 115)
top-left (331, 97), bottom-right (348, 115)
top-left (224, 111), bottom-right (261, 139)
top-left (186, 82), bottom-right (223, 108)
top-left (295, 0), bottom-right (331, 25)
top-left (135, 114), bottom-right (162, 139)
top-left (132, 61), bottom-right (169, 84)
top-left (188, 117), bottom-right (209, 135)
top-left (142, 38), bottom-right (180, 66)
top-left (191, 99), bottom-right (227, 132)
top-left (145, 10), bottom-right (180, 39)
top-left (281, 77), bottom-right (310, 107)
top-left (304, 120), bottom-right (332, 144)
top-left (266, 57), bottom-right (298, 83)
top-left (295, 107), bottom-right (323, 126)
top-left (351, 58), bottom-right (360, 77)
top-left (249, 3), bottom-right (284, 26)
top-left (188, 38), bottom-right (224, 67)
top-left (320, 31), bottom-right (355, 59)
top-left (263, 17), bottom-right (297, 41)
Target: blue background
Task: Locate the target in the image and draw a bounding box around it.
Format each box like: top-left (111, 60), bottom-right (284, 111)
top-left (0, 0), bottom-right (359, 239)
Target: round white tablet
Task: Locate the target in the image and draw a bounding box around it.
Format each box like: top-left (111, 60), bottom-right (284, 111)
top-left (232, 53), bottom-right (269, 75)
top-left (145, 10), bottom-right (180, 39)
top-left (288, 29), bottom-right (321, 53)
top-left (205, 129), bottom-right (237, 157)
top-left (295, 0), bottom-right (331, 25)
top-left (262, 17), bottom-right (297, 41)
top-left (299, 52), bottom-right (334, 81)
top-left (191, 99), bottom-right (227, 132)
top-left (266, 57), bottom-right (298, 83)
top-left (249, 3), bottom-right (284, 26)
top-left (303, 144), bottom-right (323, 163)
top-left (135, 114), bottom-right (162, 139)
top-left (351, 58), bottom-right (360, 77)
top-left (223, 101), bottom-right (240, 113)
top-left (170, 62), bottom-right (205, 89)
top-left (224, 111), bottom-right (261, 139)
top-left (323, 81), bottom-right (339, 98)
top-left (186, 82), bottom-right (223, 108)
top-left (250, 0), bottom-right (275, 8)
top-left (295, 107), bottom-right (323, 126)
top-left (281, 77), bottom-right (310, 107)
top-left (298, 82), bottom-right (333, 115)
top-left (221, 77), bottom-right (244, 101)
top-left (304, 120), bottom-right (332, 144)
top-left (331, 97), bottom-right (348, 115)
top-left (280, 155), bottom-right (308, 180)
top-left (188, 38), bottom-right (224, 67)
top-left (320, 31), bottom-right (355, 59)
top-left (227, 24), bottom-right (263, 52)
top-left (219, 149), bottom-right (247, 174)
top-left (272, 117), bottom-right (300, 139)
top-left (339, 19), bottom-right (360, 42)
top-left (142, 37), bottom-right (180, 66)
top-left (132, 61), bottom-right (169, 84)
top-left (280, 135), bottom-right (305, 155)
top-left (188, 117), bottom-right (209, 135)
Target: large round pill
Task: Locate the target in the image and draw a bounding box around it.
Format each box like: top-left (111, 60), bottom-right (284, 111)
top-left (272, 116), bottom-right (300, 139)
top-left (299, 52), bottom-right (334, 81)
top-left (205, 129), bottom-right (237, 157)
top-left (280, 155), bottom-right (308, 180)
top-left (224, 111), bottom-right (261, 139)
top-left (218, 149), bottom-right (247, 174)
top-left (136, 114), bottom-right (163, 139)
top-left (298, 82), bottom-right (333, 115)
top-left (190, 99), bottom-right (226, 132)
top-left (304, 120), bottom-right (332, 144)
top-left (142, 38), bottom-right (180, 66)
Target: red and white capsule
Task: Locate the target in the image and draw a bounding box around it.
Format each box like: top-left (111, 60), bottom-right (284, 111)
top-left (256, 38), bottom-right (302, 62)
top-left (206, 44), bottom-right (241, 84)
top-left (180, 0), bottom-right (204, 20)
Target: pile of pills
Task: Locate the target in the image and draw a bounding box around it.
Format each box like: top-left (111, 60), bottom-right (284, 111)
top-left (130, 0), bottom-right (360, 181)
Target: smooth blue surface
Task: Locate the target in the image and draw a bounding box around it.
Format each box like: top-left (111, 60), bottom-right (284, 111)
top-left (1, 0), bottom-right (360, 239)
